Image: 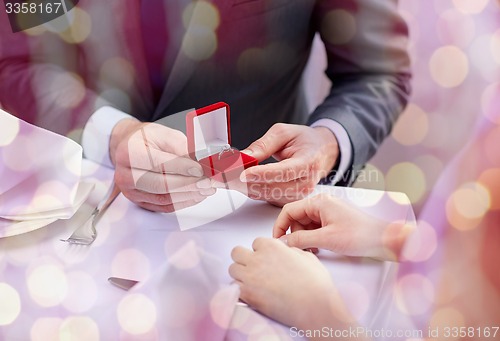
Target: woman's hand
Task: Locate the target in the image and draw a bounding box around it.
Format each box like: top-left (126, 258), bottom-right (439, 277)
top-left (273, 194), bottom-right (413, 261)
top-left (229, 237), bottom-right (354, 332)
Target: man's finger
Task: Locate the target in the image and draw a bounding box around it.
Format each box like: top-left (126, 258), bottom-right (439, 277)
top-left (129, 188), bottom-right (214, 206)
top-left (241, 123), bottom-right (292, 162)
top-left (136, 198), bottom-right (203, 213)
top-left (240, 157), bottom-right (312, 183)
top-left (134, 171), bottom-right (210, 194)
top-left (129, 146), bottom-right (204, 177)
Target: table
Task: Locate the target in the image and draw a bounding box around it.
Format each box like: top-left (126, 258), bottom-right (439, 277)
top-left (0, 160), bottom-right (414, 340)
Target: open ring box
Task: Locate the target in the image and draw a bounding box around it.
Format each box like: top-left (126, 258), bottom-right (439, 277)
top-left (186, 102), bottom-right (258, 182)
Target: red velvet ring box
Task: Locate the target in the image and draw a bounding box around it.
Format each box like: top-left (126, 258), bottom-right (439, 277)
top-left (186, 102), bottom-right (258, 182)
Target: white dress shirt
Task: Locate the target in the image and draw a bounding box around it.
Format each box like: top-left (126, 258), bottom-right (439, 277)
top-left (82, 107), bottom-right (353, 184)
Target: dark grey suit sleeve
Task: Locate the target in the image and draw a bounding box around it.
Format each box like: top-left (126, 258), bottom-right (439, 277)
top-left (308, 0), bottom-right (411, 186)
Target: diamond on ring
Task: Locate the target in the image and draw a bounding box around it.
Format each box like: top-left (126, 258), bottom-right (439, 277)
top-left (218, 144), bottom-right (234, 160)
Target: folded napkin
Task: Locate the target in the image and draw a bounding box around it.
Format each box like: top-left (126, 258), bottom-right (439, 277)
top-left (115, 241), bottom-right (240, 341)
top-left (0, 109), bottom-right (90, 221)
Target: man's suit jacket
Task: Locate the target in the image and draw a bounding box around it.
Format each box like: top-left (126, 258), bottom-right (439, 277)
top-left (0, 0), bottom-right (411, 184)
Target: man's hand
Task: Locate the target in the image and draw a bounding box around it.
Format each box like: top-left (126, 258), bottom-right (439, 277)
top-left (110, 119), bottom-right (216, 213)
top-left (273, 194), bottom-right (413, 261)
top-left (229, 238), bottom-right (355, 333)
top-left (226, 123), bottom-right (340, 206)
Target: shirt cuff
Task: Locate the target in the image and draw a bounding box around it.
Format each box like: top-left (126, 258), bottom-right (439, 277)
top-left (82, 106), bottom-right (137, 168)
top-left (310, 118), bottom-right (353, 185)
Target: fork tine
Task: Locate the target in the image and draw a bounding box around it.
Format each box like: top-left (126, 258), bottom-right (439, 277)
top-left (60, 216), bottom-right (96, 245)
top-left (61, 181), bottom-right (120, 246)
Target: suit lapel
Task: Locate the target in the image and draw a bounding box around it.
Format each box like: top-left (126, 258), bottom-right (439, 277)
top-left (112, 0), bottom-right (156, 117)
top-left (154, 0), bottom-right (220, 120)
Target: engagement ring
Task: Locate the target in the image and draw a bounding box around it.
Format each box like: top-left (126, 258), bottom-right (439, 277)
top-left (218, 144), bottom-right (234, 160)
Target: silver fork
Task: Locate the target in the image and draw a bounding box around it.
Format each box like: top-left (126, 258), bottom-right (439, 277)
top-left (60, 181), bottom-right (121, 245)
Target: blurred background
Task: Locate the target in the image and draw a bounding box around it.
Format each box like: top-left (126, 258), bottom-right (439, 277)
top-left (1, 0), bottom-right (499, 215)
top-left (1, 0), bottom-right (499, 335)
top-left (304, 0), bottom-right (500, 216)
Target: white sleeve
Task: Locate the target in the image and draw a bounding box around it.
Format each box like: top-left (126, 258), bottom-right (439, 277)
top-left (311, 118), bottom-right (353, 185)
top-left (81, 106), bottom-right (138, 168)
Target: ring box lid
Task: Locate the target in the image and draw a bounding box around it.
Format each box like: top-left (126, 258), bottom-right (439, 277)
top-left (186, 102), bottom-right (231, 161)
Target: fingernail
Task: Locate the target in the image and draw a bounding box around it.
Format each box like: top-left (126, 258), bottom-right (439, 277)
top-left (196, 179), bottom-right (211, 189)
top-left (279, 235), bottom-right (288, 245)
top-left (241, 149), bottom-right (253, 155)
top-left (188, 168), bottom-right (203, 177)
top-left (240, 172), bottom-right (256, 182)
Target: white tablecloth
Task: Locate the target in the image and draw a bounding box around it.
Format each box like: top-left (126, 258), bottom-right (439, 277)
top-left (0, 160), bottom-right (415, 340)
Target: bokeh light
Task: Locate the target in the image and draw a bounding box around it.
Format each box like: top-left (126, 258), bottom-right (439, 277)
top-left (210, 286), bottom-right (239, 328)
top-left (5, 234), bottom-right (43, 265)
top-left (452, 0), bottom-right (489, 14)
top-left (30, 194), bottom-right (63, 214)
top-left (414, 154), bottom-right (444, 189)
top-left (23, 25), bottom-right (47, 36)
top-left (0, 112), bottom-right (20, 147)
top-left (167, 243), bottom-right (201, 270)
top-left (99, 58), bottom-right (136, 91)
top-left (478, 168), bottom-right (500, 210)
top-left (182, 1), bottom-right (220, 30)
top-left (48, 72), bottom-right (86, 109)
top-left (181, 1), bottom-right (219, 61)
top-left (0, 283), bottom-right (21, 326)
top-left (402, 219), bottom-right (438, 262)
top-left (446, 182), bottom-right (491, 231)
top-left (433, 0), bottom-right (451, 14)
top-left (491, 29), bottom-right (500, 65)
top-left (228, 305), bottom-right (252, 331)
top-left (337, 281), bottom-right (370, 320)
top-left (31, 318), bottom-right (63, 341)
top-left (111, 248), bottom-right (151, 282)
top-left (386, 162), bottom-right (427, 204)
top-left (391, 103), bottom-right (429, 146)
top-left (421, 114), bottom-right (451, 149)
top-left (27, 263), bottom-right (68, 307)
top-left (480, 82), bottom-right (500, 124)
top-left (395, 273), bottom-right (434, 316)
top-left (161, 285), bottom-right (198, 328)
top-left (237, 47), bottom-right (266, 82)
top-left (429, 45), bottom-right (469, 88)
top-left (429, 307), bottom-right (466, 331)
top-left (321, 10), bottom-right (357, 45)
top-left (437, 9), bottom-right (476, 47)
top-left (469, 34), bottom-right (499, 83)
top-left (35, 181), bottom-right (71, 202)
top-left (117, 293), bottom-right (157, 335)
top-left (2, 135), bottom-right (36, 172)
top-left (59, 8), bottom-right (92, 44)
top-left (62, 272), bottom-right (98, 313)
top-left (353, 163), bottom-right (385, 197)
top-left (182, 27), bottom-right (218, 61)
top-left (63, 140), bottom-right (82, 177)
top-left (483, 125), bottom-right (500, 165)
top-left (59, 316), bottom-right (99, 341)
top-left (164, 233), bottom-right (205, 259)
